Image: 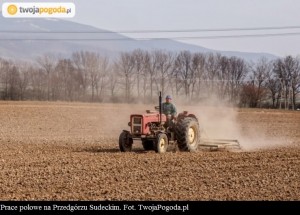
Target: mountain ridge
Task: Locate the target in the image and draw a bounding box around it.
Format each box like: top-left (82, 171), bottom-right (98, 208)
top-left (0, 16), bottom-right (278, 62)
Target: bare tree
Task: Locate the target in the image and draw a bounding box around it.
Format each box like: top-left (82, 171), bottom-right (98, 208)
top-left (95, 56), bottom-right (109, 102)
top-left (169, 68), bottom-right (182, 98)
top-left (153, 50), bottom-right (173, 96)
top-left (16, 62), bottom-right (30, 100)
top-left (0, 58), bottom-right (10, 99)
top-left (86, 52), bottom-right (100, 102)
top-left (228, 57), bottom-right (248, 105)
top-left (115, 52), bottom-right (135, 102)
top-left (290, 57), bottom-right (300, 110)
top-left (132, 49), bottom-right (147, 100)
top-left (55, 59), bottom-right (76, 101)
top-left (0, 59), bottom-right (20, 100)
top-left (145, 51), bottom-right (158, 102)
top-left (264, 69), bottom-right (281, 108)
top-left (240, 81), bottom-right (259, 108)
top-left (36, 53), bottom-right (56, 101)
top-left (205, 53), bottom-right (221, 96)
top-left (217, 56), bottom-right (230, 100)
top-left (248, 57), bottom-right (272, 107)
top-left (174, 51), bottom-right (196, 101)
top-left (8, 65), bottom-right (19, 100)
top-left (29, 68), bottom-right (47, 100)
top-left (141, 51), bottom-right (150, 102)
top-left (191, 53), bottom-right (206, 100)
top-left (273, 59), bottom-right (284, 109)
top-left (273, 56), bottom-right (298, 109)
top-left (108, 66), bottom-right (119, 101)
top-left (72, 51), bottom-right (90, 101)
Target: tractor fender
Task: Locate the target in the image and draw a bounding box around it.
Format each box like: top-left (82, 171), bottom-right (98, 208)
top-left (188, 114), bottom-right (198, 120)
top-left (122, 130), bottom-right (131, 135)
top-left (177, 113), bottom-right (198, 123)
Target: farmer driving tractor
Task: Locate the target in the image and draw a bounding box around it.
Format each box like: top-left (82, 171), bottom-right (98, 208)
top-left (162, 95), bottom-right (177, 119)
top-left (162, 95), bottom-right (177, 128)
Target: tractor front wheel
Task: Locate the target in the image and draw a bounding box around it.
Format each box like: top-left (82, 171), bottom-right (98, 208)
top-left (155, 133), bottom-right (168, 153)
top-left (119, 131), bottom-right (133, 152)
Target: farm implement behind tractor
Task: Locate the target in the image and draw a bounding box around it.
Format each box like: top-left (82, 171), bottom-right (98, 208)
top-left (199, 138), bottom-right (240, 151)
top-left (119, 92), bottom-right (240, 153)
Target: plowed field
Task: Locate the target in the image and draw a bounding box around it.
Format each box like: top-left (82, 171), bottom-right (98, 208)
top-left (0, 102), bottom-right (299, 200)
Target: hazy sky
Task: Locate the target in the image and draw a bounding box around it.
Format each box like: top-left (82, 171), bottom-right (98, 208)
top-left (3, 0), bottom-right (300, 57)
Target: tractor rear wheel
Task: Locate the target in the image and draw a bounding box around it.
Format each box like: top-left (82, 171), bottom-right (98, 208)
top-left (155, 133), bottom-right (168, 153)
top-left (119, 131), bottom-right (133, 152)
top-left (142, 140), bottom-right (154, 151)
top-left (176, 117), bottom-right (199, 152)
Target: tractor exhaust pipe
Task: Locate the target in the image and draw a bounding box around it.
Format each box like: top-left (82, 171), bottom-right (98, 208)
top-left (159, 91), bottom-right (162, 125)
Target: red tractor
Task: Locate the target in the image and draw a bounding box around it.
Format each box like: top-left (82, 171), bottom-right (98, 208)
top-left (119, 92), bottom-right (200, 153)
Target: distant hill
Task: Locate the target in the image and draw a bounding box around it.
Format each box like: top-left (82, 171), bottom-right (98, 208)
top-left (0, 16), bottom-right (278, 62)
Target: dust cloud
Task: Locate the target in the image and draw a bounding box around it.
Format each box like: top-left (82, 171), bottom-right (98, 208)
top-left (176, 95), bottom-right (290, 151)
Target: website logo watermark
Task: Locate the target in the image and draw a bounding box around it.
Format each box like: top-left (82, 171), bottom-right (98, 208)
top-left (2, 2), bottom-right (75, 18)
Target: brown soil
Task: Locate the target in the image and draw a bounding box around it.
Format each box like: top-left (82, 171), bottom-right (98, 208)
top-left (0, 101), bottom-right (299, 200)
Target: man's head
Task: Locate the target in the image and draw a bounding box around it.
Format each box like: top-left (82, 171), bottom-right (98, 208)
top-left (165, 95), bottom-right (172, 103)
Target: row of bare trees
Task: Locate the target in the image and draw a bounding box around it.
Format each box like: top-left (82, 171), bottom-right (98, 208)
top-left (240, 56), bottom-right (300, 109)
top-left (0, 50), bottom-right (300, 109)
top-left (115, 50), bottom-right (248, 105)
